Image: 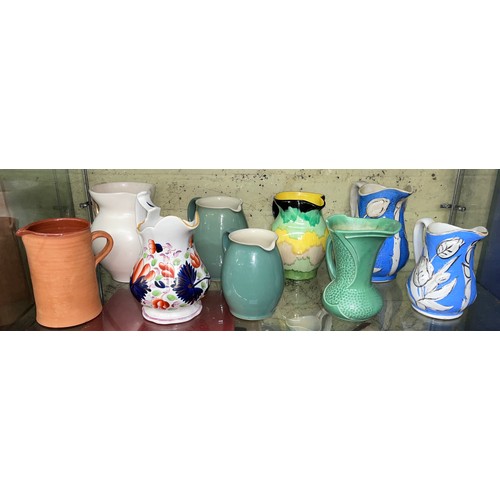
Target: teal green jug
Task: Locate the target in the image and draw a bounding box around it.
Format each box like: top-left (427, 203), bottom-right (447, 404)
top-left (221, 228), bottom-right (285, 320)
top-left (187, 196), bottom-right (248, 280)
top-left (322, 214), bottom-right (401, 321)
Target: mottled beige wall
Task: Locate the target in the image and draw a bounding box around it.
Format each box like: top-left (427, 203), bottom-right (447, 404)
top-left (71, 168), bottom-right (497, 263)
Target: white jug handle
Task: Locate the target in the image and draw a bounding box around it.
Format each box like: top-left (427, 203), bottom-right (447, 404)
top-left (413, 217), bottom-right (434, 262)
top-left (136, 191), bottom-right (161, 229)
top-left (349, 181), bottom-right (366, 217)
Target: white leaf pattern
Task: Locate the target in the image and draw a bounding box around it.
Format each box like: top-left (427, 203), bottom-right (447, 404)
top-left (366, 198), bottom-right (390, 218)
top-left (436, 272), bottom-right (450, 284)
top-left (417, 299), bottom-right (454, 311)
top-left (413, 256), bottom-right (434, 286)
top-left (423, 278), bottom-right (457, 301)
top-left (461, 277), bottom-right (472, 311)
top-left (436, 237), bottom-right (465, 258)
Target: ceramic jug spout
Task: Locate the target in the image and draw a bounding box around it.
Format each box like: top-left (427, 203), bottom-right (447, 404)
top-left (187, 195), bottom-right (244, 220)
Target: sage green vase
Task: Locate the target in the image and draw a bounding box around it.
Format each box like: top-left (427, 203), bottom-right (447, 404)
top-left (322, 214), bottom-right (401, 321)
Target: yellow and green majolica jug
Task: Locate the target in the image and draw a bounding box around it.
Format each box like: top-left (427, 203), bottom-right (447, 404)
top-left (271, 191), bottom-right (328, 280)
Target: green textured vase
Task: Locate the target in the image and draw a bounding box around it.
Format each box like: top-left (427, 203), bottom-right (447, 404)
top-left (322, 214), bottom-right (401, 322)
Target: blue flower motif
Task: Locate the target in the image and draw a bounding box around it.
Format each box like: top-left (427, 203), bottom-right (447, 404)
top-left (129, 261), bottom-right (154, 303)
top-left (172, 262), bottom-right (209, 304)
top-left (130, 276), bottom-right (150, 302)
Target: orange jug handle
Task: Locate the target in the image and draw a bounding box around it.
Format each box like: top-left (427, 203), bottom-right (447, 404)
top-left (91, 230), bottom-right (114, 267)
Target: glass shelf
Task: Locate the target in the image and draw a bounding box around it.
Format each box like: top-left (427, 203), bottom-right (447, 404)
top-left (10, 261), bottom-right (498, 331)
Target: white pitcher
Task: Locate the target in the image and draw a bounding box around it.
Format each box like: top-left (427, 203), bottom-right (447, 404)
top-left (90, 182), bottom-right (155, 282)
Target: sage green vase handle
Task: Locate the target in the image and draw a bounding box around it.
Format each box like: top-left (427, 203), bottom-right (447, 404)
top-left (325, 236), bottom-right (336, 280)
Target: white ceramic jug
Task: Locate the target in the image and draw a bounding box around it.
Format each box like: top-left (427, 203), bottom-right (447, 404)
top-left (90, 182), bottom-right (155, 282)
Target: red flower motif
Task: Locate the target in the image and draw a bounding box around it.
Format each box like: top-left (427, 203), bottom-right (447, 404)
top-left (190, 252), bottom-right (201, 268)
top-left (131, 261), bottom-right (155, 283)
top-left (148, 239), bottom-right (157, 254)
top-left (152, 298), bottom-right (170, 309)
top-left (130, 260), bottom-right (156, 302)
top-left (159, 261), bottom-right (175, 278)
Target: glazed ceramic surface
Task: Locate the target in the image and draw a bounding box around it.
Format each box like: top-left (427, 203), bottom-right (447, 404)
top-left (221, 228), bottom-right (284, 320)
top-left (130, 192), bottom-right (210, 324)
top-left (16, 218), bottom-right (113, 328)
top-left (407, 218), bottom-right (488, 320)
top-left (271, 191), bottom-right (328, 280)
top-left (350, 182), bottom-right (411, 282)
top-left (322, 214), bottom-right (401, 322)
top-left (90, 182), bottom-right (155, 282)
top-left (187, 196), bottom-right (248, 280)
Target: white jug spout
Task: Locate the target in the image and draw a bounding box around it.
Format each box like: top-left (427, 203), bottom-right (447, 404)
top-left (472, 226), bottom-right (488, 238)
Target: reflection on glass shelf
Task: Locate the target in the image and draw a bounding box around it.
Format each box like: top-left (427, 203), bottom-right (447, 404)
top-left (7, 260), bottom-right (499, 331)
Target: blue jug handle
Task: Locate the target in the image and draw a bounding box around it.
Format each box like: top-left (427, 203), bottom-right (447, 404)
top-left (325, 236), bottom-right (336, 280)
top-left (187, 197), bottom-right (201, 221)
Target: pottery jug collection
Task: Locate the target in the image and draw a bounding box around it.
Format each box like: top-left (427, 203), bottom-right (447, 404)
top-left (14, 177), bottom-right (489, 328)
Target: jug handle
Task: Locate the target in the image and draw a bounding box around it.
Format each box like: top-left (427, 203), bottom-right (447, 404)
top-left (325, 236), bottom-right (336, 280)
top-left (349, 181), bottom-right (366, 217)
top-left (413, 218), bottom-right (434, 262)
top-left (222, 231), bottom-right (231, 254)
top-left (187, 197), bottom-right (201, 221)
top-left (271, 199), bottom-right (280, 219)
top-left (91, 230), bottom-right (114, 268)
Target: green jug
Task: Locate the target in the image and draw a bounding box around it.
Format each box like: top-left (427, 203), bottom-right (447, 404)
top-left (322, 214), bottom-right (401, 322)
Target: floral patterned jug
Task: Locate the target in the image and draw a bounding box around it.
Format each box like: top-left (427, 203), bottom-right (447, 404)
top-left (350, 182), bottom-right (412, 282)
top-left (407, 218), bottom-right (488, 320)
top-left (129, 192), bottom-right (210, 324)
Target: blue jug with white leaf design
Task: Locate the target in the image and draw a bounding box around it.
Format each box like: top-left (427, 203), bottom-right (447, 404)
top-left (350, 182), bottom-right (412, 282)
top-left (407, 218), bottom-right (488, 320)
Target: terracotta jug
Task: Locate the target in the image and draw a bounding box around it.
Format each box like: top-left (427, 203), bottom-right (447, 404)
top-left (16, 218), bottom-right (113, 328)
